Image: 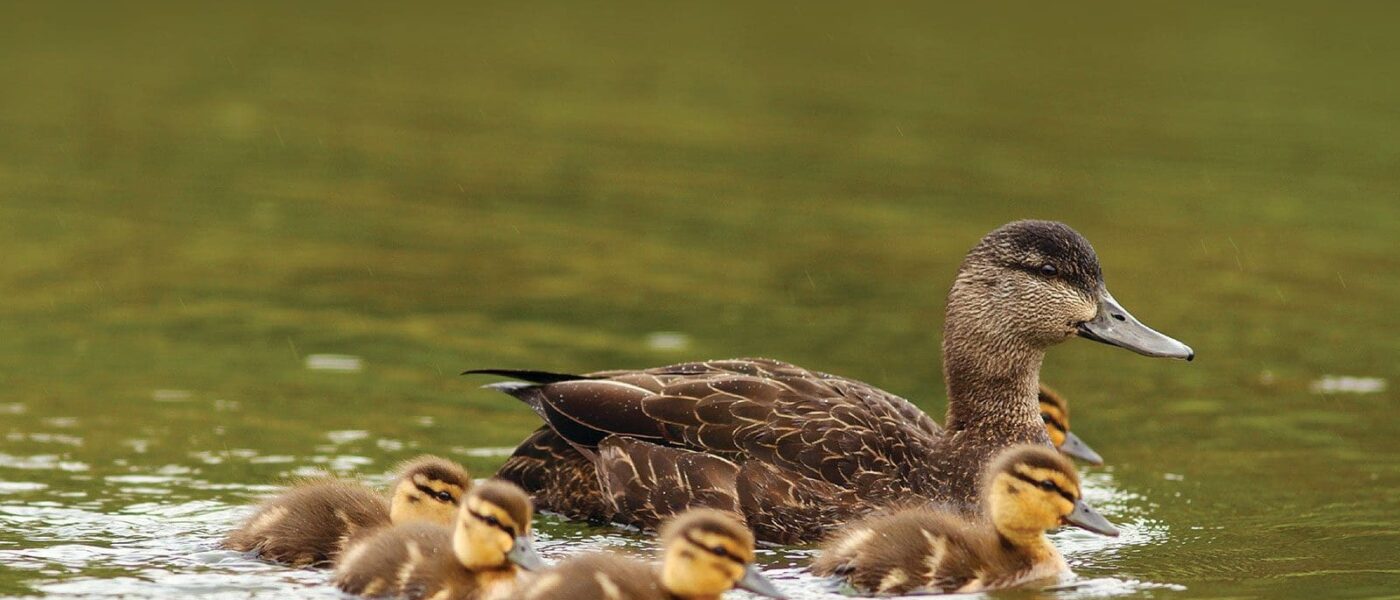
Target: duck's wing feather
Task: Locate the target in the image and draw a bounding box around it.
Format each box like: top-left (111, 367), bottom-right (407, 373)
top-left (595, 435), bottom-right (743, 529)
top-left (495, 426), bottom-right (612, 522)
top-left (475, 358), bottom-right (942, 496)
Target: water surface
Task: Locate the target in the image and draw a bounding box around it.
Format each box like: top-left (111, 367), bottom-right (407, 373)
top-left (2, 2), bottom-right (1398, 598)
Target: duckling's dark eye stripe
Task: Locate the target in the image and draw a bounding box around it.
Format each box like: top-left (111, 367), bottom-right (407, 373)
top-left (1040, 414), bottom-right (1067, 433)
top-left (683, 533), bottom-right (742, 565)
top-left (466, 508), bottom-right (516, 536)
top-left (1011, 471), bottom-right (1076, 503)
top-left (415, 483), bottom-right (454, 502)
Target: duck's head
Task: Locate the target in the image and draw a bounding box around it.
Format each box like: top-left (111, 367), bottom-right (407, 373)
top-left (659, 509), bottom-right (787, 599)
top-left (389, 455), bottom-right (472, 526)
top-left (452, 480), bottom-right (544, 572)
top-left (985, 444), bottom-right (1119, 542)
top-left (1038, 386), bottom-right (1104, 465)
top-left (949, 220), bottom-right (1193, 360)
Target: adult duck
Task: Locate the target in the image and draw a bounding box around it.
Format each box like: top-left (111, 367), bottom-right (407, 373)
top-left (469, 221), bottom-right (1191, 543)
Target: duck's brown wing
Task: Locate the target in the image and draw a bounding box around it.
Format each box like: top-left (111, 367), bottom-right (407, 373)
top-left (595, 435), bottom-right (742, 529)
top-left (494, 426), bottom-right (612, 522)
top-left (474, 358), bottom-right (941, 499)
top-left (592, 434), bottom-right (874, 543)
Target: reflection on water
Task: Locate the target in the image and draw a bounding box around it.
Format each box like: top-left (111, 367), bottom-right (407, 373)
top-left (0, 448), bottom-right (1178, 599)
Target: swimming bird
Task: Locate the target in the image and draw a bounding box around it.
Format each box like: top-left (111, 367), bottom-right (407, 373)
top-left (519, 508), bottom-right (786, 600)
top-left (811, 444), bottom-right (1117, 595)
top-left (472, 220), bottom-right (1191, 543)
top-left (1038, 385), bottom-right (1104, 465)
top-left (333, 479), bottom-right (544, 600)
top-left (223, 455), bottom-right (470, 567)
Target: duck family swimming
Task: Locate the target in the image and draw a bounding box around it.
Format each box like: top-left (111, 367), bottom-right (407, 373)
top-left (469, 220), bottom-right (1192, 543)
top-left (220, 220), bottom-right (1188, 597)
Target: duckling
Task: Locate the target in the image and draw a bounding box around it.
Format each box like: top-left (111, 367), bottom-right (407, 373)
top-left (811, 444), bottom-right (1118, 595)
top-left (1039, 384), bottom-right (1104, 465)
top-left (521, 508), bottom-right (785, 600)
top-left (223, 455), bottom-right (470, 567)
top-left (333, 479), bottom-right (544, 600)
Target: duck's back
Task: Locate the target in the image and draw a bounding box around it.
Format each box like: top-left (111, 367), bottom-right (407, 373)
top-left (223, 479), bottom-right (389, 567)
top-left (491, 358), bottom-right (944, 538)
top-left (520, 553), bottom-right (664, 600)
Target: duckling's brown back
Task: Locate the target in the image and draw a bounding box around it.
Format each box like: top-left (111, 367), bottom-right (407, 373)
top-left (223, 479), bottom-right (390, 567)
top-left (521, 553), bottom-right (664, 600)
top-left (334, 522), bottom-right (487, 600)
top-left (812, 508), bottom-right (987, 595)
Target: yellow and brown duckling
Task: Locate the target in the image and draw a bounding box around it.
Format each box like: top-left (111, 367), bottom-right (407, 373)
top-left (223, 455), bottom-right (471, 567)
top-left (521, 509), bottom-right (786, 600)
top-left (1038, 384), bottom-right (1104, 465)
top-left (811, 444), bottom-right (1118, 595)
top-left (334, 479), bottom-right (544, 600)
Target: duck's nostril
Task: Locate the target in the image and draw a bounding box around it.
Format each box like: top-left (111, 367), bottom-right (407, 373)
top-left (1111, 313), bottom-right (1126, 322)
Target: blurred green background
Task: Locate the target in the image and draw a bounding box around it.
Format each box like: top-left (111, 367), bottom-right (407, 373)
top-left (1, 2), bottom-right (1397, 598)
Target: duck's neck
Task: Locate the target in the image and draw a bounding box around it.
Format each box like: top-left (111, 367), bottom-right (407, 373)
top-left (940, 300), bottom-right (1044, 432)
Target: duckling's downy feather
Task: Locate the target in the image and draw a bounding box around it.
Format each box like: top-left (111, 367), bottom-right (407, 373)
top-left (223, 480), bottom-right (390, 567)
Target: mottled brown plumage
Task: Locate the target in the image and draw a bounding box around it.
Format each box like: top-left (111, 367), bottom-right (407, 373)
top-left (520, 509), bottom-right (785, 600)
top-left (223, 455), bottom-right (470, 567)
top-left (811, 445), bottom-right (1118, 595)
top-left (334, 480), bottom-right (541, 600)
top-left (479, 221), bottom-right (1191, 543)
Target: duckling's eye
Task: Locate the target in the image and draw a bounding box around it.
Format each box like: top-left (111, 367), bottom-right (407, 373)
top-left (433, 491), bottom-right (454, 503)
top-left (711, 545), bottom-right (731, 559)
top-left (483, 515), bottom-right (501, 527)
top-left (1038, 480), bottom-right (1057, 492)
top-left (1039, 264), bottom-right (1058, 277)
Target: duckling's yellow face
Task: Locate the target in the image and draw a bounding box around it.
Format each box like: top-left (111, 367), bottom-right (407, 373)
top-left (389, 472), bottom-right (466, 526)
top-left (454, 495), bottom-right (523, 570)
top-left (988, 462), bottom-right (1081, 540)
top-left (1039, 400), bottom-right (1070, 448)
top-left (661, 526), bottom-right (755, 598)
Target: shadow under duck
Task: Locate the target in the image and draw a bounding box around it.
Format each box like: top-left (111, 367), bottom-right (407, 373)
top-left (519, 508), bottom-right (786, 600)
top-left (812, 444), bottom-right (1118, 595)
top-left (333, 480), bottom-right (544, 600)
top-left (471, 221), bottom-right (1191, 543)
top-left (223, 455), bottom-right (471, 567)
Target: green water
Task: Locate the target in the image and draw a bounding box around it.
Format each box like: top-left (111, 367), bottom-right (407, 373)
top-left (2, 2), bottom-right (1398, 598)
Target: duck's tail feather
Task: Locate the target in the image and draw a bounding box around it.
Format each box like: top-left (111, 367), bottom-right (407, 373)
top-left (461, 368), bottom-right (590, 384)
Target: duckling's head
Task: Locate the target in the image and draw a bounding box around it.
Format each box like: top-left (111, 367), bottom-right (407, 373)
top-left (659, 509), bottom-right (787, 599)
top-left (1038, 387), bottom-right (1104, 465)
top-left (389, 455), bottom-right (472, 526)
top-left (984, 444), bottom-right (1119, 542)
top-left (948, 220), bottom-right (1192, 359)
top-left (453, 480), bottom-right (544, 571)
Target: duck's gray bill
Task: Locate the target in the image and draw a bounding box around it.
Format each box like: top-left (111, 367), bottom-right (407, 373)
top-left (507, 535), bottom-right (546, 571)
top-left (1064, 500), bottom-right (1120, 537)
top-left (1059, 431), bottom-right (1105, 466)
top-left (737, 564), bottom-right (788, 599)
top-left (1078, 290), bottom-right (1194, 361)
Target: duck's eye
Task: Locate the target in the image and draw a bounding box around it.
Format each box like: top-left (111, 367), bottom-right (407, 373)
top-left (483, 515), bottom-right (501, 527)
top-left (1041, 413), bottom-right (1051, 423)
top-left (1039, 264), bottom-right (1058, 277)
top-left (1038, 480), bottom-right (1057, 492)
top-left (434, 491), bottom-right (454, 503)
